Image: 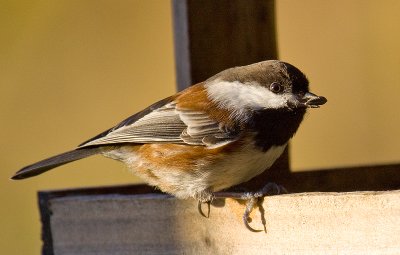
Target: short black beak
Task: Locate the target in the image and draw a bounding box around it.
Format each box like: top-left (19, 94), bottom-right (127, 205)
top-left (301, 92), bottom-right (327, 108)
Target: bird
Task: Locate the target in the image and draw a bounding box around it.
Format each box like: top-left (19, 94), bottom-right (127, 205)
top-left (12, 60), bottom-right (327, 231)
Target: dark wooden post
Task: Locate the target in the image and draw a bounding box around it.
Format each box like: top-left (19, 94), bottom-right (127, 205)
top-left (172, 0), bottom-right (290, 190)
top-left (172, 0), bottom-right (277, 90)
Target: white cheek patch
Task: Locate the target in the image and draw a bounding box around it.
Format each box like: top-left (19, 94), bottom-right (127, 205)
top-left (206, 80), bottom-right (288, 118)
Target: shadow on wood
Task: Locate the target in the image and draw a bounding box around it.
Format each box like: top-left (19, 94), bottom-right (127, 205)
top-left (39, 188), bottom-right (400, 255)
top-left (39, 162), bottom-right (400, 254)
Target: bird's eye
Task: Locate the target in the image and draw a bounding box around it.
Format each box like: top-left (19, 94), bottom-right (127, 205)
top-left (270, 82), bottom-right (283, 93)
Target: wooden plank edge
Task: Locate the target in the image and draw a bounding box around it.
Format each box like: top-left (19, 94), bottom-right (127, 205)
top-left (45, 190), bottom-right (400, 254)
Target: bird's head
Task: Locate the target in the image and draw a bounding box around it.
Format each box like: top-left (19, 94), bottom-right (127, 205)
top-left (205, 60), bottom-right (327, 119)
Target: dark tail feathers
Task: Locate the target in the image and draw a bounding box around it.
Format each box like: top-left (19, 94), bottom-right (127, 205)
top-left (11, 147), bottom-right (102, 180)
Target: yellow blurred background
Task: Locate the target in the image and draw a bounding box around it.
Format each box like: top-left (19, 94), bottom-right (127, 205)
top-left (0, 1), bottom-right (399, 254)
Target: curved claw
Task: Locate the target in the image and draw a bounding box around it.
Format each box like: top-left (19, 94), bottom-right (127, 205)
top-left (198, 200), bottom-right (210, 218)
top-left (243, 197), bottom-right (263, 232)
top-left (243, 213), bottom-right (263, 232)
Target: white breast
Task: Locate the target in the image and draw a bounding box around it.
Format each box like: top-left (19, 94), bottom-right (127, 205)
top-left (102, 140), bottom-right (287, 200)
top-left (206, 142), bottom-right (287, 192)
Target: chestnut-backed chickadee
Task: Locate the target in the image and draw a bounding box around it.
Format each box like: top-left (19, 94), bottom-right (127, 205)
top-left (12, 60), bottom-right (327, 230)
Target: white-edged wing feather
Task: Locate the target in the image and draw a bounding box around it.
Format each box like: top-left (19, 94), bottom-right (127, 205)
top-left (79, 101), bottom-right (239, 148)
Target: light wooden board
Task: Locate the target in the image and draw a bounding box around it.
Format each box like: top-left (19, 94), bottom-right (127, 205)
top-left (46, 190), bottom-right (400, 255)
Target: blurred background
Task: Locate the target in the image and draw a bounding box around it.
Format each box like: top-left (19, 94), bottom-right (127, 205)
top-left (1, 0), bottom-right (399, 254)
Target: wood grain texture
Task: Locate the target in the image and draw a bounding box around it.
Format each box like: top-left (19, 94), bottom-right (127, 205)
top-left (43, 190), bottom-right (400, 255)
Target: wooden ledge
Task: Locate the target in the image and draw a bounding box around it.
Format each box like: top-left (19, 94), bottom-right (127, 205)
top-left (40, 189), bottom-right (400, 255)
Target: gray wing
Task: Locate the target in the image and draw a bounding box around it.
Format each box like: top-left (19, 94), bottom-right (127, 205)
top-left (79, 101), bottom-right (239, 148)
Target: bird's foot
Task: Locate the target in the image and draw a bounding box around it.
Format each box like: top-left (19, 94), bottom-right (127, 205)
top-left (196, 190), bottom-right (214, 218)
top-left (214, 182), bottom-right (287, 232)
top-left (197, 200), bottom-right (211, 218)
top-left (240, 183), bottom-right (287, 232)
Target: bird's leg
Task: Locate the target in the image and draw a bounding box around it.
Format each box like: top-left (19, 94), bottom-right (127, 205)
top-left (214, 182), bottom-right (287, 232)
